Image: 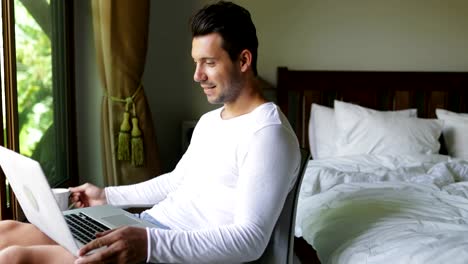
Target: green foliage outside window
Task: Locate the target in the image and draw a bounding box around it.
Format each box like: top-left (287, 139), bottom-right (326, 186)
top-left (15, 0), bottom-right (53, 157)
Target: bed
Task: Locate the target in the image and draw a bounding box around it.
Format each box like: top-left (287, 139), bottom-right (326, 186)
top-left (276, 67), bottom-right (468, 264)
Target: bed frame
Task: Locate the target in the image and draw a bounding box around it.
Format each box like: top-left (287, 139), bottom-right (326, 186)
top-left (275, 66), bottom-right (468, 264)
top-left (277, 66), bottom-right (468, 154)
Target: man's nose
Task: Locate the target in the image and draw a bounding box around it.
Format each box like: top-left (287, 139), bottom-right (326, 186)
top-left (193, 65), bottom-right (207, 82)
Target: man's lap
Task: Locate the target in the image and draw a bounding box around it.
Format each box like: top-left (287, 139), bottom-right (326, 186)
top-left (134, 211), bottom-right (170, 230)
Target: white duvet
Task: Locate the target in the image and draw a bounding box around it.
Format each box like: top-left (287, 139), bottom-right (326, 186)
top-left (295, 154), bottom-right (468, 264)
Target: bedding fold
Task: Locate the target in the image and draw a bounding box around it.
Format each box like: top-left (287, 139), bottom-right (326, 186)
top-left (296, 154), bottom-right (468, 264)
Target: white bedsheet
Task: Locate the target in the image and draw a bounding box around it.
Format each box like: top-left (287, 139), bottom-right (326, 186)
top-left (295, 154), bottom-right (468, 264)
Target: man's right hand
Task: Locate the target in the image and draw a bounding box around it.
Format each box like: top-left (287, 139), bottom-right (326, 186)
top-left (69, 183), bottom-right (107, 208)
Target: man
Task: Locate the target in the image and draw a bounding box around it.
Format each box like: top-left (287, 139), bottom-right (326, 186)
top-left (0, 1), bottom-right (300, 263)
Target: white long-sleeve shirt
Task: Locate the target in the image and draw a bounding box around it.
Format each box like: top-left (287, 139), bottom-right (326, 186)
top-left (105, 102), bottom-right (300, 263)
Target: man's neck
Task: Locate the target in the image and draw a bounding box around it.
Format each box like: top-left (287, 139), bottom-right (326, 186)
top-left (221, 93), bottom-right (267, 120)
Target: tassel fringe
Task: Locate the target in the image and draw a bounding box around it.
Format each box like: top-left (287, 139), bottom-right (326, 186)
top-left (109, 83), bottom-right (146, 167)
top-left (131, 117), bottom-right (144, 166)
top-left (117, 111), bottom-right (131, 161)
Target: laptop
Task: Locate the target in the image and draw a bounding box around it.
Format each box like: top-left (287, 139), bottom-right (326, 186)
top-left (0, 146), bottom-right (158, 256)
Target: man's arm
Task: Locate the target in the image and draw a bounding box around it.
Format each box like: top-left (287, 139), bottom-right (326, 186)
top-left (70, 148), bottom-right (191, 209)
top-left (105, 151), bottom-right (191, 207)
top-left (74, 125), bottom-right (300, 263)
top-left (146, 125), bottom-right (300, 263)
top-left (105, 171), bottom-right (179, 207)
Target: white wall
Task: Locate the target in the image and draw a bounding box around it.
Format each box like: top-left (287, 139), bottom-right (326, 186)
top-left (237, 0), bottom-right (468, 84)
top-left (75, 0), bottom-right (468, 184)
top-left (142, 0), bottom-right (212, 172)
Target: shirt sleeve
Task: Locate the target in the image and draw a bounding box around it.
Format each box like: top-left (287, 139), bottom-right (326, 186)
top-left (104, 150), bottom-right (192, 207)
top-left (146, 125), bottom-right (300, 263)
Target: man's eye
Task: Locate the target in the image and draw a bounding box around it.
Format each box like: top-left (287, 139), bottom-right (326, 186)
top-left (206, 61), bottom-right (215, 66)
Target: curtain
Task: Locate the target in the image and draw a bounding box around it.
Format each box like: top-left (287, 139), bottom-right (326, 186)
top-left (91, 0), bottom-right (161, 186)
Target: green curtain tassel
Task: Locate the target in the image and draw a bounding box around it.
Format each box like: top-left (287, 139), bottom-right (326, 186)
top-left (106, 83), bottom-right (144, 165)
top-left (131, 116), bottom-right (144, 166)
top-left (117, 111), bottom-right (131, 161)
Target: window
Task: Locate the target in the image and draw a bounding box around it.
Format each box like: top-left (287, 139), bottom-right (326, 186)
top-left (0, 0), bottom-right (76, 220)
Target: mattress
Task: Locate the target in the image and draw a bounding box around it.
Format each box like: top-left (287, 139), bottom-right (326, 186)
top-left (295, 154), bottom-right (468, 264)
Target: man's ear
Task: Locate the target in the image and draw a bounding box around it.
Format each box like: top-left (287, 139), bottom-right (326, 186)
top-left (238, 49), bottom-right (252, 73)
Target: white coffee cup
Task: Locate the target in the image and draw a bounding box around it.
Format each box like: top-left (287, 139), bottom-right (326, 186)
top-left (52, 188), bottom-right (70, 211)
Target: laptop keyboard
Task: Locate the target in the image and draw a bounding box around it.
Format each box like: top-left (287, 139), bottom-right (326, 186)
top-left (64, 212), bottom-right (111, 244)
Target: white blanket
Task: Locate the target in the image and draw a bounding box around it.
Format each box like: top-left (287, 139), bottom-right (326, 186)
top-left (295, 154), bottom-right (468, 264)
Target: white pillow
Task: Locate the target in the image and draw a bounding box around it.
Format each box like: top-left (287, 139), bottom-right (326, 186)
top-left (436, 109), bottom-right (468, 160)
top-left (309, 102), bottom-right (417, 159)
top-left (334, 100), bottom-right (443, 156)
top-left (309, 104), bottom-right (335, 159)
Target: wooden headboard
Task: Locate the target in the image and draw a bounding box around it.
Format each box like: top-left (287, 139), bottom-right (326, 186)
top-left (276, 67), bottom-right (468, 151)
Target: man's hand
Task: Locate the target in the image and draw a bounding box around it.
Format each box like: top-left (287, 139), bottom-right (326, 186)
top-left (74, 226), bottom-right (148, 264)
top-left (69, 183), bottom-right (107, 208)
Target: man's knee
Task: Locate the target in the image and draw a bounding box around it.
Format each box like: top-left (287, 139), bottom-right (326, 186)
top-left (0, 220), bottom-right (21, 231)
top-left (0, 245), bottom-right (26, 264)
top-left (0, 220), bottom-right (24, 248)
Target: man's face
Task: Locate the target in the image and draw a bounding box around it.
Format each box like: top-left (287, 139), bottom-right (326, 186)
top-left (191, 33), bottom-right (243, 104)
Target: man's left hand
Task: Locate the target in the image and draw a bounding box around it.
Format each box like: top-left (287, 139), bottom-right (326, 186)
top-left (74, 226), bottom-right (147, 264)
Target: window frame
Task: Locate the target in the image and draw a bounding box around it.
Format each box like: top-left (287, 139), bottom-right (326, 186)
top-left (0, 0), bottom-right (77, 220)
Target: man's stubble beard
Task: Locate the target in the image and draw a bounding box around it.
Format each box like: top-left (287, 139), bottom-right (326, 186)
top-left (209, 71), bottom-right (244, 105)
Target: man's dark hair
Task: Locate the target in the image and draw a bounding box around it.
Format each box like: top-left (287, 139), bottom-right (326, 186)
top-left (191, 1), bottom-right (258, 76)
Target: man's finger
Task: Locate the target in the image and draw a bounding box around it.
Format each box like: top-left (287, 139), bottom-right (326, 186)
top-left (70, 194), bottom-right (87, 208)
top-left (70, 193), bottom-right (83, 201)
top-left (78, 237), bottom-right (108, 256)
top-left (96, 227), bottom-right (118, 238)
top-left (74, 201), bottom-right (86, 208)
top-left (78, 228), bottom-right (122, 256)
top-left (69, 183), bottom-right (89, 193)
top-left (75, 244), bottom-right (120, 264)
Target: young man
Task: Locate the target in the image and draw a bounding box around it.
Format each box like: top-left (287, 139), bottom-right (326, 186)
top-left (0, 1), bottom-right (300, 263)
